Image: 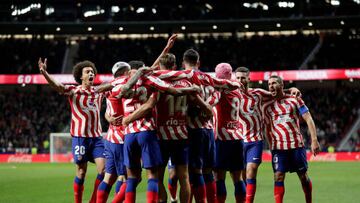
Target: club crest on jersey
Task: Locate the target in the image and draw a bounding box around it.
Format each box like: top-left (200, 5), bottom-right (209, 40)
top-left (77, 155), bottom-right (83, 161)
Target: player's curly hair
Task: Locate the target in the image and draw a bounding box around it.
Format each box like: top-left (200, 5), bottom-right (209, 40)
top-left (72, 60), bottom-right (97, 84)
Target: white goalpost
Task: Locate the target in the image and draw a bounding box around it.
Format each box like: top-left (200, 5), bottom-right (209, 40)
top-left (50, 133), bottom-right (73, 163)
top-left (50, 132), bottom-right (107, 163)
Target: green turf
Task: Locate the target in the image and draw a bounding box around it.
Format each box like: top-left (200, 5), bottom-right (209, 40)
top-left (0, 162), bottom-right (359, 203)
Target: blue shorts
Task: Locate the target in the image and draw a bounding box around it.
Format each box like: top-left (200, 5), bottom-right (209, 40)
top-left (243, 140), bottom-right (263, 165)
top-left (188, 128), bottom-right (216, 169)
top-left (215, 140), bottom-right (244, 171)
top-left (160, 139), bottom-right (189, 167)
top-left (124, 130), bottom-right (162, 169)
top-left (72, 137), bottom-right (105, 164)
top-left (104, 140), bottom-right (126, 176)
top-left (271, 147), bottom-right (308, 173)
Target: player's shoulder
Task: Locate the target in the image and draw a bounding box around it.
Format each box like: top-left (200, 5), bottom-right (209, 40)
top-left (170, 78), bottom-right (192, 88)
top-left (112, 76), bottom-right (128, 85)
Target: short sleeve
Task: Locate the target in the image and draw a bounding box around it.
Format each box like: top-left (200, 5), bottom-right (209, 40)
top-left (63, 85), bottom-right (76, 96)
top-left (144, 76), bottom-right (170, 92)
top-left (111, 84), bottom-right (123, 98)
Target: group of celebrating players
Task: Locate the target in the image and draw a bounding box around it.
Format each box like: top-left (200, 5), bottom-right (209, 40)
top-left (38, 34), bottom-right (320, 203)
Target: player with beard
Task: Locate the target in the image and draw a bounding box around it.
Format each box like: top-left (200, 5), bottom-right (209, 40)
top-left (263, 75), bottom-right (320, 203)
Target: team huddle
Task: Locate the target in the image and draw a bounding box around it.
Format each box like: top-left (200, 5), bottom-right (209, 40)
top-left (38, 34), bottom-right (320, 203)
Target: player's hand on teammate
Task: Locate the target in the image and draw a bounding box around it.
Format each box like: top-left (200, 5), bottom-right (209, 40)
top-left (289, 87), bottom-right (302, 97)
top-left (138, 66), bottom-right (152, 75)
top-left (192, 84), bottom-right (202, 93)
top-left (122, 116), bottom-right (130, 126)
top-left (109, 115), bottom-right (123, 126)
top-left (311, 139), bottom-right (321, 156)
top-left (38, 57), bottom-right (47, 73)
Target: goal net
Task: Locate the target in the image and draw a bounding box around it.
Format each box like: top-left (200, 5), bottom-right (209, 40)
top-left (50, 133), bottom-right (73, 163)
top-left (50, 132), bottom-right (107, 163)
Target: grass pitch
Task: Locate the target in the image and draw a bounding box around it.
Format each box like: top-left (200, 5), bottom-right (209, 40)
top-left (0, 162), bottom-right (359, 203)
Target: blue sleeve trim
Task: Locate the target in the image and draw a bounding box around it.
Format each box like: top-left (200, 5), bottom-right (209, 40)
top-left (299, 105), bottom-right (309, 115)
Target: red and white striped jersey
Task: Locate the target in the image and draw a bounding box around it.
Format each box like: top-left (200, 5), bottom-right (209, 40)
top-left (215, 89), bottom-right (243, 140)
top-left (262, 95), bottom-right (308, 150)
top-left (187, 71), bottom-right (220, 129)
top-left (153, 70), bottom-right (240, 129)
top-left (120, 76), bottom-right (171, 134)
top-left (153, 69), bottom-right (194, 81)
top-left (64, 85), bottom-right (104, 138)
top-left (239, 88), bottom-right (270, 142)
top-left (104, 76), bottom-right (128, 144)
top-left (156, 79), bottom-right (192, 140)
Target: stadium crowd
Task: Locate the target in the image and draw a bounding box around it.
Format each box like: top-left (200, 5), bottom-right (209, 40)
top-left (1, 32), bottom-right (359, 74)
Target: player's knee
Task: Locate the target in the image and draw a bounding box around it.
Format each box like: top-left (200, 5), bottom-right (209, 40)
top-left (118, 175), bottom-right (126, 182)
top-left (297, 172), bottom-right (309, 182)
top-left (77, 168), bottom-right (87, 178)
top-left (274, 172), bottom-right (285, 182)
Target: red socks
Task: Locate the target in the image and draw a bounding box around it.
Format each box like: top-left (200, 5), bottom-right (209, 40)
top-left (246, 179), bottom-right (257, 203)
top-left (96, 182), bottom-right (112, 203)
top-left (125, 178), bottom-right (137, 203)
top-left (190, 173), bottom-right (206, 203)
top-left (74, 177), bottom-right (84, 203)
top-left (112, 182), bottom-right (127, 203)
top-left (274, 181), bottom-right (285, 203)
top-left (89, 174), bottom-right (104, 203)
top-left (146, 179), bottom-right (159, 203)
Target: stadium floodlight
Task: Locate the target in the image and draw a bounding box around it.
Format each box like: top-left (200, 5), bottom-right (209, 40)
top-left (45, 7), bottom-right (54, 16)
top-left (205, 3), bottom-right (213, 10)
top-left (56, 27), bottom-right (61, 32)
top-left (330, 0), bottom-right (340, 6)
top-left (152, 8), bottom-right (157, 14)
top-left (244, 24), bottom-right (249, 29)
top-left (340, 20), bottom-right (345, 25)
top-left (276, 23), bottom-right (281, 28)
top-left (308, 22), bottom-right (313, 26)
top-left (111, 6), bottom-right (120, 13)
top-left (24, 27), bottom-right (29, 31)
top-left (150, 26), bottom-right (155, 31)
top-left (212, 25), bottom-right (218, 30)
top-left (353, 0), bottom-right (360, 4)
top-left (84, 9), bottom-right (105, 17)
top-left (181, 26), bottom-right (186, 30)
top-left (136, 7), bottom-right (145, 13)
top-left (278, 2), bottom-right (295, 8)
top-left (11, 3), bottom-right (41, 16)
top-left (87, 27), bottom-right (92, 31)
top-left (119, 26), bottom-right (124, 31)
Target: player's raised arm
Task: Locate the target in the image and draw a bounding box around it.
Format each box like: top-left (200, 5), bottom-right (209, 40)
top-left (164, 84), bottom-right (201, 96)
top-left (122, 93), bottom-right (157, 126)
top-left (95, 66), bottom-right (151, 94)
top-left (38, 57), bottom-right (66, 94)
top-left (302, 111), bottom-right (320, 156)
top-left (150, 34), bottom-right (178, 70)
